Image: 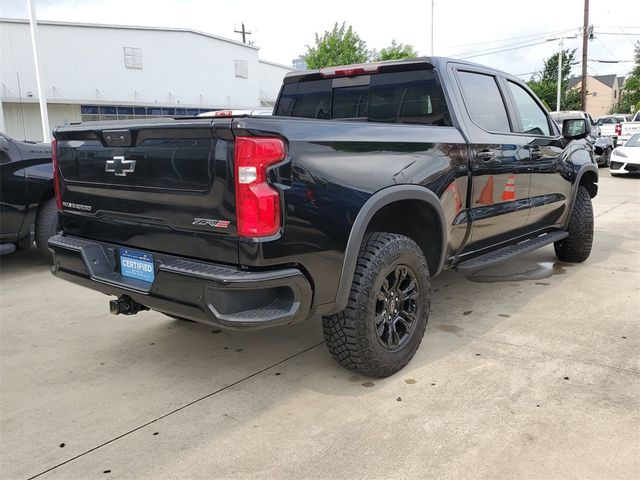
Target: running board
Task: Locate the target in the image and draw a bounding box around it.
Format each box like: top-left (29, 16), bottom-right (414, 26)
top-left (456, 231), bottom-right (569, 272)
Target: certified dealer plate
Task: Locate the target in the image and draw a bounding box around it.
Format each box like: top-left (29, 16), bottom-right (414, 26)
top-left (120, 248), bottom-right (155, 283)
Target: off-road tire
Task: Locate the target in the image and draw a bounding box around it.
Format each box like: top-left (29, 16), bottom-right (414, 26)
top-left (554, 186), bottom-right (593, 263)
top-left (35, 198), bottom-right (58, 256)
top-left (322, 232), bottom-right (430, 378)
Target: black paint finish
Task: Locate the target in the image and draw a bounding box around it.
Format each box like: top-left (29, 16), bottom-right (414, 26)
top-left (0, 133), bottom-right (53, 244)
top-left (49, 57), bottom-right (597, 324)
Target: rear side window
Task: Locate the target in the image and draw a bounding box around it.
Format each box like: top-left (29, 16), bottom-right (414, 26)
top-left (276, 70), bottom-right (451, 126)
top-left (457, 71), bottom-right (510, 133)
top-left (368, 71), bottom-right (449, 125)
top-left (507, 81), bottom-right (550, 136)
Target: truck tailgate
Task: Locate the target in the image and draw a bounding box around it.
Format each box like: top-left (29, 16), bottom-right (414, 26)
top-left (54, 119), bottom-right (238, 264)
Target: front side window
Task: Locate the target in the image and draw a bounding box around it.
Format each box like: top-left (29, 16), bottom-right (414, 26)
top-left (507, 81), bottom-right (550, 136)
top-left (457, 71), bottom-right (511, 133)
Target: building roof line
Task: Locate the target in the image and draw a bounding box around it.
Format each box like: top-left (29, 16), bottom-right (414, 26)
top-left (0, 17), bottom-right (260, 51)
top-left (258, 59), bottom-right (294, 70)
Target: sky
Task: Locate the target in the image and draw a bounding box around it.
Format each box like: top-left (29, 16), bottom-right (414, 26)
top-left (1, 0), bottom-right (638, 80)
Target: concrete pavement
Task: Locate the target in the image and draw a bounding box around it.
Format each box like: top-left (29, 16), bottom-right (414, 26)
top-left (1, 170), bottom-right (638, 479)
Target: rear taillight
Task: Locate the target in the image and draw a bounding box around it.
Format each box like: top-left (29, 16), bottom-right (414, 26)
top-left (51, 138), bottom-right (62, 211)
top-left (615, 123), bottom-right (622, 136)
top-left (234, 136), bottom-right (285, 237)
top-left (213, 110), bottom-right (233, 117)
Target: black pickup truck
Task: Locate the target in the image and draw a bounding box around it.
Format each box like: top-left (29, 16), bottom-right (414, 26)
top-left (1, 133), bottom-right (57, 256)
top-left (48, 57), bottom-right (597, 377)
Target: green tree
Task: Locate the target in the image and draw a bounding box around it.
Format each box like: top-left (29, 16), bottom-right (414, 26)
top-left (527, 49), bottom-right (577, 111)
top-left (563, 87), bottom-right (582, 111)
top-left (375, 39), bottom-right (418, 61)
top-left (304, 22), bottom-right (368, 69)
top-left (616, 41), bottom-right (640, 114)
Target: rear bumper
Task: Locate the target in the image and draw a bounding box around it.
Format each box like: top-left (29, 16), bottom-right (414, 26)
top-left (48, 234), bottom-right (313, 329)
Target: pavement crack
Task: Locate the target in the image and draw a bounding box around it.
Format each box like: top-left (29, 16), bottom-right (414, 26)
top-left (595, 199), bottom-right (630, 218)
top-left (435, 329), bottom-right (640, 376)
top-left (26, 341), bottom-right (324, 480)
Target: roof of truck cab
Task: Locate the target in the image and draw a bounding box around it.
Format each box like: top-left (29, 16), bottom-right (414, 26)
top-left (283, 57), bottom-right (511, 83)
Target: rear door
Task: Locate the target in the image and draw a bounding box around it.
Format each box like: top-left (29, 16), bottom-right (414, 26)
top-left (55, 119), bottom-right (238, 264)
top-left (452, 67), bottom-right (532, 253)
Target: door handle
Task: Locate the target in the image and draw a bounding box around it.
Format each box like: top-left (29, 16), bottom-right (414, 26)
top-left (476, 150), bottom-right (495, 161)
top-left (530, 146), bottom-right (543, 160)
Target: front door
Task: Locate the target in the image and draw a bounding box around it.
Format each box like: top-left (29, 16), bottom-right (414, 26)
top-left (502, 80), bottom-right (570, 231)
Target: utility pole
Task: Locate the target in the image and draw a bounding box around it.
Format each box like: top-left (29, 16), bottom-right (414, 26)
top-left (234, 22), bottom-right (251, 44)
top-left (557, 37), bottom-right (564, 112)
top-left (581, 0), bottom-right (589, 111)
top-left (27, 0), bottom-right (50, 142)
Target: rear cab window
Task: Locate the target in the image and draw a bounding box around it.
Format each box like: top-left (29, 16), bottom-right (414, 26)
top-left (275, 69), bottom-right (451, 126)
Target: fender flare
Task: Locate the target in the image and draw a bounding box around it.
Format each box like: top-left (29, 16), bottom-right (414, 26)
top-left (564, 163), bottom-right (598, 229)
top-left (332, 185), bottom-right (447, 313)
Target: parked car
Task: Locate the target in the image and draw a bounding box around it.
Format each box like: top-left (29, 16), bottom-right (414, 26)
top-left (48, 57), bottom-right (597, 377)
top-left (551, 111), bottom-right (613, 166)
top-left (0, 133), bottom-right (57, 256)
top-left (610, 133), bottom-right (640, 176)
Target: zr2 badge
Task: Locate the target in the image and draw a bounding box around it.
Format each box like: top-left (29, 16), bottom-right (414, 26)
top-left (192, 218), bottom-right (231, 229)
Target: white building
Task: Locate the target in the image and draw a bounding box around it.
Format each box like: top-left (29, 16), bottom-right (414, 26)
top-left (0, 18), bottom-right (292, 141)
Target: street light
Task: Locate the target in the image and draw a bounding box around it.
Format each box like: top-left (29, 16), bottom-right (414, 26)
top-left (430, 0), bottom-right (434, 56)
top-left (546, 34), bottom-right (577, 112)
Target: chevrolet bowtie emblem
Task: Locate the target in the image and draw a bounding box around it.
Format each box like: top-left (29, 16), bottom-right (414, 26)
top-left (105, 156), bottom-right (136, 176)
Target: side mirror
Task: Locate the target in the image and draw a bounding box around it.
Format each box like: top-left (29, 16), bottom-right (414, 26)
top-left (562, 118), bottom-right (589, 140)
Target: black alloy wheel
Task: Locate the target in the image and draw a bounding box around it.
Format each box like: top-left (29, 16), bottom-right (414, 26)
top-left (375, 265), bottom-right (419, 351)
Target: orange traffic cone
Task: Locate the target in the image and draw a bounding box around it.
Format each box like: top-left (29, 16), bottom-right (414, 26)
top-left (502, 175), bottom-right (516, 201)
top-left (447, 182), bottom-right (462, 212)
top-left (476, 176), bottom-right (494, 205)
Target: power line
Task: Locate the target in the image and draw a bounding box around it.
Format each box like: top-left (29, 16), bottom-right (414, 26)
top-left (447, 38), bottom-right (551, 59)
top-left (594, 31), bottom-right (640, 36)
top-left (445, 28), bottom-right (575, 51)
top-left (447, 32), bottom-right (577, 58)
top-left (456, 40), bottom-right (549, 60)
top-left (595, 37), bottom-right (619, 61)
top-left (618, 27), bottom-right (639, 48)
